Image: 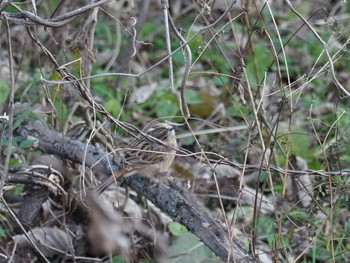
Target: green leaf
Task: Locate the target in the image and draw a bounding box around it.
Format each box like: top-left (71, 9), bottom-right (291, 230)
top-left (169, 232), bottom-right (220, 263)
top-left (188, 31), bottom-right (203, 53)
top-left (184, 89), bottom-right (201, 104)
top-left (13, 110), bottom-right (31, 130)
top-left (3, 145), bottom-right (16, 155)
top-left (154, 99), bottom-right (179, 118)
top-left (277, 130), bottom-right (317, 161)
top-left (213, 76), bottom-right (229, 86)
top-left (290, 130), bottom-right (316, 158)
top-left (0, 228), bottom-right (6, 238)
top-left (105, 98), bottom-right (121, 117)
top-left (140, 22), bottom-right (158, 38)
top-left (308, 159), bottom-right (322, 170)
top-left (172, 49), bottom-right (185, 64)
top-left (111, 256), bottom-right (125, 263)
top-left (9, 158), bottom-right (20, 166)
top-left (183, 136), bottom-right (195, 146)
top-left (13, 106), bottom-right (41, 130)
top-left (53, 96), bottom-right (68, 126)
top-left (227, 103), bottom-right (249, 117)
top-left (288, 210), bottom-right (309, 221)
top-left (246, 44), bottom-right (271, 85)
top-left (257, 216), bottom-right (275, 236)
top-left (0, 79), bottom-right (10, 103)
top-left (19, 139), bottom-right (37, 148)
top-left (93, 83), bottom-right (113, 99)
top-left (9, 185), bottom-right (24, 195)
top-left (168, 222), bottom-right (188, 236)
top-left (4, 5), bottom-right (18, 13)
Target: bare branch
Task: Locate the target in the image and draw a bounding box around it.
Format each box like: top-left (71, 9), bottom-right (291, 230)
top-left (13, 119), bottom-right (256, 262)
top-left (1, 0), bottom-right (111, 28)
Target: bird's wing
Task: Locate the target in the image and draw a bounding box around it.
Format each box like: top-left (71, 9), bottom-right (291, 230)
top-left (125, 127), bottom-right (169, 168)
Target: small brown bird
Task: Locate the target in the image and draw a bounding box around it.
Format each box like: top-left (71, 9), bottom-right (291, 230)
top-left (124, 122), bottom-right (177, 174)
top-left (96, 123), bottom-right (177, 193)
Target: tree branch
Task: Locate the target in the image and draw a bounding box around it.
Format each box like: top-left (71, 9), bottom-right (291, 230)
top-left (14, 119), bottom-right (257, 262)
top-left (1, 0), bottom-right (111, 28)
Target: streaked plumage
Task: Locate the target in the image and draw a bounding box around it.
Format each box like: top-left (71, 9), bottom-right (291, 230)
top-left (124, 123), bottom-right (177, 174)
top-left (96, 123), bottom-right (177, 194)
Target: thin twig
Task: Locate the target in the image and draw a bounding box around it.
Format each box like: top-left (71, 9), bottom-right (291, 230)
top-left (161, 0), bottom-right (174, 90)
top-left (2, 14), bottom-right (15, 199)
top-left (3, 0), bottom-right (111, 27)
top-left (168, 14), bottom-right (191, 118)
top-left (285, 0), bottom-right (350, 97)
top-left (40, 1), bottom-right (238, 85)
top-left (104, 22), bottom-right (122, 71)
top-left (1, 197), bottom-right (50, 263)
top-left (176, 125), bottom-right (248, 139)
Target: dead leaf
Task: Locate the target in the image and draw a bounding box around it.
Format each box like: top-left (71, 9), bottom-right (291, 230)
top-left (12, 227), bottom-right (72, 258)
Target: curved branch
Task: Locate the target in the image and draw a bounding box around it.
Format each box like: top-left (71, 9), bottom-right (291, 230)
top-left (14, 119), bottom-right (256, 262)
top-left (1, 0), bottom-right (111, 28)
top-left (15, 119), bottom-right (123, 177)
